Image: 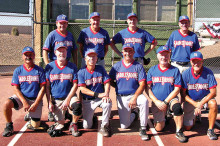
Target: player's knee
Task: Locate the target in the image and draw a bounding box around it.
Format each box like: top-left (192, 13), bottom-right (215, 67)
top-left (172, 103), bottom-right (183, 116)
top-left (208, 100), bottom-right (217, 109)
top-left (72, 101), bottom-right (82, 116)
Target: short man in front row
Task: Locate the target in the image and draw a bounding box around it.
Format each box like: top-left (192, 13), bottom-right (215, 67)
top-left (110, 12), bottom-right (157, 65)
top-left (3, 47), bottom-right (46, 137)
top-left (109, 43), bottom-right (149, 141)
top-left (78, 49), bottom-right (112, 137)
top-left (146, 46), bottom-right (187, 143)
top-left (45, 44), bottom-right (81, 137)
top-left (182, 51), bottom-right (218, 140)
top-left (78, 12), bottom-right (110, 68)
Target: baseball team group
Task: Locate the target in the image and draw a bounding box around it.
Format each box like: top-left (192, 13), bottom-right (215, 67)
top-left (2, 12), bottom-right (218, 143)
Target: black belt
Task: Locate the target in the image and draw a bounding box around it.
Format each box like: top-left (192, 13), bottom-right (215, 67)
top-left (117, 94), bottom-right (133, 96)
top-left (173, 61), bottom-right (189, 66)
top-left (25, 96), bottom-right (36, 100)
top-left (83, 96), bottom-right (95, 101)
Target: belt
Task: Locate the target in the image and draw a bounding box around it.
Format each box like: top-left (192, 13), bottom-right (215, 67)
top-left (117, 94), bottom-right (133, 96)
top-left (83, 96), bottom-right (95, 101)
top-left (25, 96), bottom-right (36, 100)
top-left (172, 61), bottom-right (189, 66)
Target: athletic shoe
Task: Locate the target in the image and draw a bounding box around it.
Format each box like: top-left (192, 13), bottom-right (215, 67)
top-left (139, 129), bottom-right (149, 141)
top-left (207, 129), bottom-right (218, 140)
top-left (48, 111), bottom-right (55, 122)
top-left (65, 110), bottom-right (72, 122)
top-left (99, 125), bottom-right (110, 137)
top-left (176, 128), bottom-right (187, 143)
top-left (24, 113), bottom-right (30, 121)
top-left (2, 122), bottom-right (14, 137)
top-left (69, 123), bottom-right (80, 137)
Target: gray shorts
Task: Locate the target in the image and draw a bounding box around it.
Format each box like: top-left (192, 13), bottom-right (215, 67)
top-left (151, 98), bottom-right (178, 123)
top-left (52, 96), bottom-right (77, 122)
top-left (9, 95), bottom-right (43, 119)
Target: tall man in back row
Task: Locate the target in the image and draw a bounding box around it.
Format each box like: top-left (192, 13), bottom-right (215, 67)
top-left (77, 12), bottom-right (110, 68)
top-left (110, 12), bottom-right (157, 65)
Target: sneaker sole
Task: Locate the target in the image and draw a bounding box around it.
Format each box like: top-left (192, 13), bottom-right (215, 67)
top-left (175, 135), bottom-right (187, 143)
top-left (207, 133), bottom-right (218, 140)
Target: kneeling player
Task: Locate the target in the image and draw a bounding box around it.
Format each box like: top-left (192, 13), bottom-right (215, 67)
top-left (2, 47), bottom-right (46, 137)
top-left (146, 46), bottom-right (187, 143)
top-left (45, 44), bottom-right (81, 137)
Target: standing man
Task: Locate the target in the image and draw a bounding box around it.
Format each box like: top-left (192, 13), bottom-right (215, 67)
top-left (146, 46), bottom-right (187, 143)
top-left (42, 14), bottom-right (77, 122)
top-left (182, 51), bottom-right (218, 140)
top-left (109, 43), bottom-right (149, 141)
top-left (110, 12), bottom-right (157, 65)
top-left (45, 44), bottom-right (82, 137)
top-left (78, 49), bottom-right (112, 137)
top-left (77, 12), bottom-right (110, 68)
top-left (2, 47), bottom-right (46, 137)
top-left (166, 15), bottom-right (201, 74)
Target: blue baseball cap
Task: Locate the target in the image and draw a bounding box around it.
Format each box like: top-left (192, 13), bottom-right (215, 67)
top-left (54, 43), bottom-right (67, 51)
top-left (85, 49), bottom-right (97, 57)
top-left (179, 15), bottom-right (189, 22)
top-left (190, 51), bottom-right (203, 61)
top-left (127, 12), bottom-right (137, 19)
top-left (22, 46), bottom-right (35, 54)
top-left (56, 14), bottom-right (68, 22)
top-left (89, 12), bottom-right (100, 19)
top-left (156, 46), bottom-right (170, 54)
top-left (122, 43), bottom-right (134, 50)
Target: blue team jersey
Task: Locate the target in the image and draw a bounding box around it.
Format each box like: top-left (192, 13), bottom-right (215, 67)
top-left (45, 61), bottom-right (78, 99)
top-left (166, 30), bottom-right (200, 62)
top-left (78, 65), bottom-right (111, 99)
top-left (77, 27), bottom-right (110, 58)
top-left (43, 29), bottom-right (77, 61)
top-left (11, 64), bottom-right (46, 98)
top-left (182, 67), bottom-right (217, 101)
top-left (109, 60), bottom-right (146, 95)
top-left (112, 28), bottom-right (156, 58)
top-left (147, 64), bottom-right (182, 101)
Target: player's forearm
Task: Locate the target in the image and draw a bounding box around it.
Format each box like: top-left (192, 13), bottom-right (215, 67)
top-left (200, 88), bottom-right (216, 106)
top-left (104, 45), bottom-right (109, 57)
top-left (164, 87), bottom-right (180, 103)
top-left (43, 50), bottom-right (49, 65)
top-left (110, 41), bottom-right (123, 57)
top-left (185, 93), bottom-right (197, 107)
top-left (14, 86), bottom-right (27, 104)
top-left (148, 87), bottom-right (159, 103)
top-left (144, 40), bottom-right (158, 56)
top-left (66, 83), bottom-right (78, 103)
top-left (72, 49), bottom-right (78, 65)
top-left (46, 81), bottom-right (52, 105)
top-left (34, 85), bottom-right (45, 105)
top-left (78, 43), bottom-right (84, 58)
top-left (133, 81), bottom-right (145, 99)
top-left (80, 86), bottom-right (96, 97)
top-left (104, 82), bottom-right (110, 97)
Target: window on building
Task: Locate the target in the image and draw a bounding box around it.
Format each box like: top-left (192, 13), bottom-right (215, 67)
top-left (51, 0), bottom-right (69, 19)
top-left (70, 0), bottom-right (89, 19)
top-left (139, 0), bottom-right (176, 22)
top-left (0, 0), bottom-right (29, 14)
top-left (95, 0), bottom-right (132, 20)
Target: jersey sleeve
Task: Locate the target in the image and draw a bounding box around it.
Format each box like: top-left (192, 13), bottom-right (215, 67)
top-left (39, 67), bottom-right (46, 85)
top-left (144, 31), bottom-right (156, 44)
top-left (77, 31), bottom-right (84, 44)
top-left (104, 31), bottom-right (110, 45)
top-left (174, 68), bottom-right (182, 87)
top-left (43, 33), bottom-right (53, 51)
top-left (112, 32), bottom-right (123, 44)
top-left (146, 67), bottom-right (153, 84)
top-left (11, 68), bottom-right (20, 86)
top-left (193, 34), bottom-right (201, 51)
top-left (109, 66), bottom-right (117, 80)
top-left (44, 64), bottom-right (51, 81)
top-left (77, 69), bottom-right (85, 86)
top-left (101, 66), bottom-right (111, 83)
top-left (138, 65), bottom-right (146, 82)
top-left (181, 70), bottom-right (188, 89)
top-left (208, 70), bottom-right (217, 89)
top-left (72, 64), bottom-right (78, 83)
top-left (166, 32), bottom-right (174, 50)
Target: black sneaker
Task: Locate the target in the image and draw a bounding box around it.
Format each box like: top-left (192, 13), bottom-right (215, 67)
top-left (99, 125), bottom-right (110, 137)
top-left (24, 113), bottom-right (30, 121)
top-left (176, 128), bottom-right (187, 143)
top-left (48, 112), bottom-right (55, 122)
top-left (69, 123), bottom-right (80, 137)
top-left (139, 129), bottom-right (149, 141)
top-left (2, 122), bottom-right (14, 137)
top-left (207, 129), bottom-right (218, 140)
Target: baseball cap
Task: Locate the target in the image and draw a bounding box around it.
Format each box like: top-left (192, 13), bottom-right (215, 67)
top-left (179, 15), bottom-right (189, 22)
top-left (89, 12), bottom-right (100, 19)
top-left (56, 14), bottom-right (68, 22)
top-left (156, 46), bottom-right (169, 54)
top-left (127, 12), bottom-right (137, 19)
top-left (122, 43), bottom-right (134, 50)
top-left (190, 51), bottom-right (203, 61)
top-left (22, 46), bottom-right (35, 54)
top-left (85, 49), bottom-right (97, 57)
top-left (54, 43), bottom-right (68, 51)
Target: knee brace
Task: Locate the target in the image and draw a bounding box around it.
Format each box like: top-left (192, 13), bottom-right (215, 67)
top-left (72, 101), bottom-right (82, 116)
top-left (172, 103), bottom-right (183, 116)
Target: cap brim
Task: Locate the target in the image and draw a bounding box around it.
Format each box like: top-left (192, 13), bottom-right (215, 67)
top-left (157, 50), bottom-right (169, 54)
top-left (90, 16), bottom-right (100, 19)
top-left (179, 19), bottom-right (189, 22)
top-left (123, 47), bottom-right (134, 50)
top-left (190, 58), bottom-right (203, 61)
top-left (127, 16), bottom-right (137, 19)
top-left (86, 52), bottom-right (97, 56)
top-left (56, 20), bottom-right (68, 22)
top-left (23, 51), bottom-right (34, 54)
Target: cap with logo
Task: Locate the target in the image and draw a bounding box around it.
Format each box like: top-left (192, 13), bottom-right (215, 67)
top-left (89, 12), bottom-right (100, 19)
top-left (127, 12), bottom-right (137, 19)
top-left (156, 46), bottom-right (170, 54)
top-left (22, 46), bottom-right (35, 54)
top-left (56, 14), bottom-right (68, 22)
top-left (190, 51), bottom-right (203, 61)
top-left (85, 49), bottom-right (97, 57)
top-left (54, 43), bottom-right (68, 51)
top-left (122, 43), bottom-right (134, 50)
top-left (179, 15), bottom-right (189, 22)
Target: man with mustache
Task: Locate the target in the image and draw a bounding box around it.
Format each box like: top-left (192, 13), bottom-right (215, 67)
top-left (2, 47), bottom-right (46, 137)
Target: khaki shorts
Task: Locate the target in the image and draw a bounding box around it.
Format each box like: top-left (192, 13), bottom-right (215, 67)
top-left (52, 96), bottom-right (77, 122)
top-left (151, 98), bottom-right (178, 123)
top-left (9, 95), bottom-right (43, 119)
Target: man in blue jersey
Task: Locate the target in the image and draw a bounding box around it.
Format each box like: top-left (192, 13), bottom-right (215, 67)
top-left (110, 12), bottom-right (157, 65)
top-left (42, 14), bottom-right (77, 122)
top-left (146, 46), bottom-right (187, 143)
top-left (78, 49), bottom-right (112, 137)
top-left (77, 12), bottom-right (110, 68)
top-left (109, 43), bottom-right (149, 141)
top-left (2, 47), bottom-right (46, 137)
top-left (45, 44), bottom-right (82, 137)
top-left (182, 51), bottom-right (218, 140)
